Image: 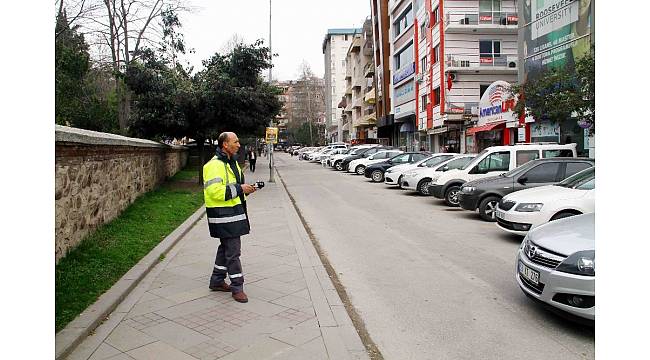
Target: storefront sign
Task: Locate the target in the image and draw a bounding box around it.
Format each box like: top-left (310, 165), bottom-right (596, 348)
top-left (532, 0), bottom-right (579, 40)
top-left (394, 81), bottom-right (415, 106)
top-left (478, 81), bottom-right (518, 126)
top-left (393, 62), bottom-right (415, 85)
top-left (394, 100), bottom-right (415, 119)
top-left (518, 127), bottom-right (526, 141)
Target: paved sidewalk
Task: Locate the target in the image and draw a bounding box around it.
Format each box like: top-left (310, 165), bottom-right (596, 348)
top-left (66, 169), bottom-right (369, 360)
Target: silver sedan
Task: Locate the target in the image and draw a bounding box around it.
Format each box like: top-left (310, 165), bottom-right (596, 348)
top-left (515, 213), bottom-right (595, 322)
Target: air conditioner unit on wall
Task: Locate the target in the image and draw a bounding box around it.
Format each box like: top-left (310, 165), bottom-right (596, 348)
top-left (415, 73), bottom-right (424, 83)
top-left (507, 57), bottom-right (518, 68)
top-left (449, 72), bottom-right (458, 82)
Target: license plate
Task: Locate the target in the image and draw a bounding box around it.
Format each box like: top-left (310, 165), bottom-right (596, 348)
top-left (495, 210), bottom-right (505, 219)
top-left (519, 261), bottom-right (539, 285)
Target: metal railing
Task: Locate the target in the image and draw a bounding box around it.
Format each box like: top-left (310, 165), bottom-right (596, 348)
top-left (445, 11), bottom-right (519, 26)
top-left (446, 53), bottom-right (518, 69)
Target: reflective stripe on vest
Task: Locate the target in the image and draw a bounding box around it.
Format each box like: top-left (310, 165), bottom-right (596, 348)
top-left (229, 273), bottom-right (243, 278)
top-left (204, 177), bottom-right (223, 189)
top-left (207, 214), bottom-right (247, 224)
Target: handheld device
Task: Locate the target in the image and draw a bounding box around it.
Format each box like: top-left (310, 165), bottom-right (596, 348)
top-left (252, 181), bottom-right (265, 189)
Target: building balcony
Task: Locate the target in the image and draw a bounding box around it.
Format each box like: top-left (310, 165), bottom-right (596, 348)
top-left (357, 113), bottom-right (377, 127)
top-left (445, 54), bottom-right (518, 75)
top-left (364, 63), bottom-right (375, 78)
top-left (345, 84), bottom-right (352, 95)
top-left (352, 76), bottom-right (364, 90)
top-left (362, 38), bottom-right (373, 56)
top-left (353, 97), bottom-right (363, 109)
top-left (444, 11), bottom-right (518, 34)
top-left (364, 88), bottom-right (376, 104)
top-left (350, 37), bottom-right (362, 53)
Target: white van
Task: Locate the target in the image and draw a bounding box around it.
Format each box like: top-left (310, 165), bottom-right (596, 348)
top-left (429, 143), bottom-right (577, 206)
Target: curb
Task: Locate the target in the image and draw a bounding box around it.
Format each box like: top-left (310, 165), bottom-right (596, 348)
top-left (55, 206), bottom-right (206, 360)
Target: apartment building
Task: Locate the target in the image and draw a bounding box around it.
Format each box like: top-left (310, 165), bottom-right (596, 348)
top-left (370, 0), bottom-right (393, 146)
top-left (323, 29), bottom-right (360, 143)
top-left (274, 78), bottom-right (325, 145)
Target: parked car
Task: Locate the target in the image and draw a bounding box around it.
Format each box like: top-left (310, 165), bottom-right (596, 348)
top-left (429, 143), bottom-right (577, 206)
top-left (383, 153), bottom-right (458, 188)
top-left (348, 149), bottom-right (404, 175)
top-left (339, 146), bottom-right (393, 171)
top-left (311, 148), bottom-right (336, 162)
top-left (321, 148), bottom-right (348, 166)
top-left (495, 167), bottom-right (595, 235)
top-left (363, 152), bottom-right (430, 182)
top-left (401, 155), bottom-right (476, 195)
top-left (516, 213), bottom-right (595, 323)
top-left (459, 158), bottom-right (595, 221)
top-left (328, 145), bottom-right (376, 169)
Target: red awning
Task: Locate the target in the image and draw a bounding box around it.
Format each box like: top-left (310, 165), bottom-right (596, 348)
top-left (465, 121), bottom-right (506, 136)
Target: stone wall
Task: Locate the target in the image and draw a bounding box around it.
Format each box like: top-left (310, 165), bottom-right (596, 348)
top-left (55, 125), bottom-right (188, 263)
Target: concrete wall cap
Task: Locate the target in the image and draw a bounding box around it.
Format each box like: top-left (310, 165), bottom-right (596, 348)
top-left (55, 125), bottom-right (186, 149)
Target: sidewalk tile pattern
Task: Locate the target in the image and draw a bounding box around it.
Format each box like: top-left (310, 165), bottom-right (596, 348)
top-left (65, 174), bottom-right (370, 360)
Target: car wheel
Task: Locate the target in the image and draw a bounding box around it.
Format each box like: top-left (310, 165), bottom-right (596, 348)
top-left (417, 178), bottom-right (432, 195)
top-left (550, 211), bottom-right (581, 221)
top-left (334, 161), bottom-right (343, 171)
top-left (444, 185), bottom-right (461, 207)
top-left (478, 196), bottom-right (501, 222)
top-left (371, 170), bottom-right (384, 182)
top-left (355, 165), bottom-right (366, 175)
top-left (397, 175), bottom-right (404, 189)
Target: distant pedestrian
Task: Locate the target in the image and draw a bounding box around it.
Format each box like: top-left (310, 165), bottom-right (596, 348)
top-left (247, 147), bottom-right (257, 172)
top-left (203, 132), bottom-right (257, 303)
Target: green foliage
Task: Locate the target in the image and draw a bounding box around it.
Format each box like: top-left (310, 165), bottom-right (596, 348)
top-left (55, 175), bottom-right (204, 332)
top-left (511, 51), bottom-right (595, 134)
top-left (55, 12), bottom-right (118, 133)
top-left (288, 121), bottom-right (326, 146)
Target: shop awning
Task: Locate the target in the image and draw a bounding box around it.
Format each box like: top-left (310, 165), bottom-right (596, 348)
top-left (466, 121), bottom-right (505, 136)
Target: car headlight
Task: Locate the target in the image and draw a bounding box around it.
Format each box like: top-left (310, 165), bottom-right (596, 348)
top-left (386, 168), bottom-right (394, 173)
top-left (556, 250), bottom-right (595, 276)
top-left (515, 203), bottom-right (543, 212)
top-left (461, 186), bottom-right (476, 193)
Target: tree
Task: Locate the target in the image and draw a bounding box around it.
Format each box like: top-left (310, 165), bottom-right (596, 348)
top-left (286, 61), bottom-right (325, 146)
top-left (510, 50), bottom-right (595, 135)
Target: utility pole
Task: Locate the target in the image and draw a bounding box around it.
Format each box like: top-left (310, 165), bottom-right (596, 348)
top-left (268, 0), bottom-right (275, 183)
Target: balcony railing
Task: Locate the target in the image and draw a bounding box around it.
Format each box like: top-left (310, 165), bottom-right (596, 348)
top-left (445, 11), bottom-right (519, 27)
top-left (364, 63), bottom-right (375, 78)
top-left (446, 53), bottom-right (518, 69)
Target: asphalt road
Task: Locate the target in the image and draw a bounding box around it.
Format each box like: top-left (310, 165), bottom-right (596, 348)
top-left (269, 152), bottom-right (594, 360)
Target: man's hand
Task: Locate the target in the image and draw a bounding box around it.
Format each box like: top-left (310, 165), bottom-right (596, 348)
top-left (241, 184), bottom-right (256, 195)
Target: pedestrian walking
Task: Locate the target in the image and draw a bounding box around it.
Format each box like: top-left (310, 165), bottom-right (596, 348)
top-left (247, 146), bottom-right (257, 172)
top-left (203, 132), bottom-right (257, 303)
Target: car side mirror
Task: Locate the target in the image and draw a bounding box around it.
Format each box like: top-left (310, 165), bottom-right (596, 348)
top-left (387, 160), bottom-right (393, 165)
top-left (518, 176), bottom-right (528, 185)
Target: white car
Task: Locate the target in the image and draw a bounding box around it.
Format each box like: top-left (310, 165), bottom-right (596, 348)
top-left (430, 143), bottom-right (577, 206)
top-left (383, 153), bottom-right (457, 187)
top-left (347, 150), bottom-right (403, 175)
top-left (312, 148), bottom-right (335, 162)
top-left (495, 167), bottom-right (595, 235)
top-left (401, 155), bottom-right (476, 195)
top-left (321, 148), bottom-right (347, 166)
top-left (329, 145), bottom-right (377, 169)
top-left (516, 213), bottom-right (595, 322)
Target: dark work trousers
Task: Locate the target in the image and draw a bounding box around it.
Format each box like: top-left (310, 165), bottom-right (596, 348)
top-left (210, 236), bottom-right (244, 293)
top-left (249, 159), bottom-right (256, 172)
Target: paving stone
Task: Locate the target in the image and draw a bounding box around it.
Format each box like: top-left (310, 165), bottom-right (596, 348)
top-left (105, 324), bottom-right (157, 352)
top-left (269, 318), bottom-right (321, 346)
top-left (126, 341), bottom-right (197, 360)
top-left (126, 297), bottom-right (177, 318)
top-left (154, 298), bottom-right (218, 319)
top-left (300, 337), bottom-right (328, 357)
top-left (87, 343), bottom-right (121, 360)
top-left (271, 294), bottom-right (313, 311)
top-left (217, 337), bottom-right (294, 360)
top-left (141, 321), bottom-right (211, 350)
top-left (229, 297), bottom-right (288, 317)
top-left (165, 286), bottom-right (212, 303)
top-left (148, 279), bottom-right (205, 299)
top-left (104, 354), bottom-right (136, 360)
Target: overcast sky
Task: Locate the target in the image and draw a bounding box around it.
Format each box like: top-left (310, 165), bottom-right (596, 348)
top-left (179, 0), bottom-right (371, 81)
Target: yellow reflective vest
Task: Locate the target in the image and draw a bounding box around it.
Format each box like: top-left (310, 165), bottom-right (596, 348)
top-left (203, 150), bottom-right (250, 238)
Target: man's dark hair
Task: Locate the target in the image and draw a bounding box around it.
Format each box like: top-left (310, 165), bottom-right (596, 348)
top-left (218, 132), bottom-right (231, 149)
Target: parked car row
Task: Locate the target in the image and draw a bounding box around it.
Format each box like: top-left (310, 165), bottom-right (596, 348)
top-left (291, 142), bottom-right (595, 323)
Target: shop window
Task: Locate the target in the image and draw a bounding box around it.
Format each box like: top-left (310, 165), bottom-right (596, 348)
top-left (522, 163), bottom-right (560, 183)
top-left (516, 150), bottom-right (539, 166)
top-left (476, 151), bottom-right (510, 173)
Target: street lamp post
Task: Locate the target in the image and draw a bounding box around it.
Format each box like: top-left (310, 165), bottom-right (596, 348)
top-left (268, 0), bottom-right (275, 183)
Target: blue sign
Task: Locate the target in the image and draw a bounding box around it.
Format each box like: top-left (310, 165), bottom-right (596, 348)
top-left (393, 62), bottom-right (415, 85)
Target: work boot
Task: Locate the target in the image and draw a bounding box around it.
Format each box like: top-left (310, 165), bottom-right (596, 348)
top-left (232, 291), bottom-right (248, 303)
top-left (209, 282), bottom-right (231, 292)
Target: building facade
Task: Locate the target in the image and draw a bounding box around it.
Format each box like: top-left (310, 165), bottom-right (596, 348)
top-left (323, 29), bottom-right (360, 143)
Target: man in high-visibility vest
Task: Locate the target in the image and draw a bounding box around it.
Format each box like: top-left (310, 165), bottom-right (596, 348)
top-left (203, 132), bottom-right (257, 303)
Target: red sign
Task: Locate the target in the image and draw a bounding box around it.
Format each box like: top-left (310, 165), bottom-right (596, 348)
top-left (448, 107), bottom-right (464, 114)
top-left (480, 57), bottom-right (494, 64)
top-left (507, 16), bottom-right (518, 23)
top-left (479, 15), bottom-right (492, 21)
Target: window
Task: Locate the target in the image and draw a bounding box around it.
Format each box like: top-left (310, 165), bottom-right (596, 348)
top-left (424, 155), bottom-right (452, 167)
top-left (431, 6), bottom-right (439, 27)
top-left (476, 152), bottom-right (510, 173)
top-left (420, 22), bottom-right (426, 41)
top-left (565, 162), bottom-right (592, 177)
top-left (480, 84), bottom-right (490, 98)
top-left (432, 87), bottom-right (440, 106)
top-left (516, 150), bottom-right (539, 166)
top-left (443, 156), bottom-right (474, 170)
top-left (576, 178), bottom-right (595, 190)
top-left (479, 40), bottom-right (501, 59)
top-left (432, 44), bottom-right (439, 64)
top-left (543, 149), bottom-right (575, 158)
top-left (411, 153), bottom-right (428, 162)
top-left (421, 94), bottom-right (428, 112)
top-left (393, 4), bottom-right (413, 38)
top-left (421, 56), bottom-right (427, 72)
top-left (479, 0), bottom-right (502, 19)
top-left (522, 163), bottom-right (560, 183)
top-left (391, 154), bottom-right (411, 163)
top-left (394, 42), bottom-right (413, 70)
top-left (345, 34), bottom-right (348, 41)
